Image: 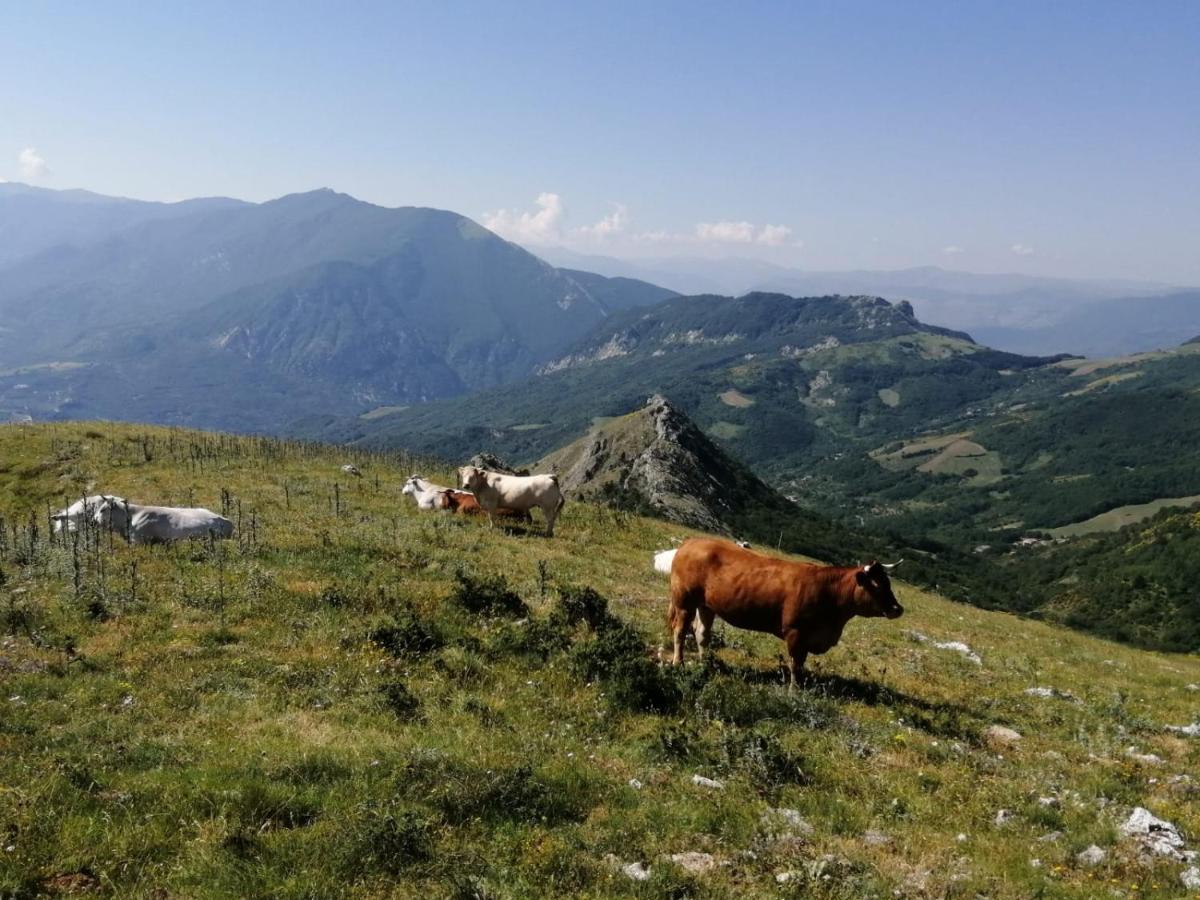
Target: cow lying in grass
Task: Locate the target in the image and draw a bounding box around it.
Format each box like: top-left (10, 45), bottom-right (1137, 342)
top-left (51, 494), bottom-right (125, 533)
top-left (402, 475), bottom-right (454, 510)
top-left (667, 538), bottom-right (904, 686)
top-left (437, 489), bottom-right (532, 522)
top-left (94, 497), bottom-right (233, 544)
top-left (457, 466), bottom-right (565, 536)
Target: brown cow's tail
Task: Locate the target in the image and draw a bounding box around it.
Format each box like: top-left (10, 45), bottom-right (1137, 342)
top-left (666, 598), bottom-right (683, 633)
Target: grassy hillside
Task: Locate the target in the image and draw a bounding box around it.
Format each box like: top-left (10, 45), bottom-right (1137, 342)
top-left (2, 423), bottom-right (1199, 898)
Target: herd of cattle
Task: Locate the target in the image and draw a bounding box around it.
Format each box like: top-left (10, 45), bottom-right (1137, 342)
top-left (49, 464), bottom-right (905, 682)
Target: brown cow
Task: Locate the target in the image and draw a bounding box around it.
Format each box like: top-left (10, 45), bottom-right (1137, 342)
top-left (438, 489), bottom-right (533, 523)
top-left (667, 538), bottom-right (904, 685)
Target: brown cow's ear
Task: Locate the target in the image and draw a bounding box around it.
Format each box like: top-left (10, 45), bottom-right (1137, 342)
top-left (855, 569), bottom-right (870, 587)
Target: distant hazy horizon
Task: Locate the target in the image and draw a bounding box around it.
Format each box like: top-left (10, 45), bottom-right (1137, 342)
top-left (5, 1), bottom-right (1198, 281)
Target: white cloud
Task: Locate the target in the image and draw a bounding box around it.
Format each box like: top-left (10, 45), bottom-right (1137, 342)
top-left (18, 147), bottom-right (49, 179)
top-left (942, 245), bottom-right (964, 255)
top-left (481, 192), bottom-right (565, 244)
top-left (483, 194), bottom-right (799, 254)
top-left (695, 220), bottom-right (756, 243)
top-left (756, 224), bottom-right (793, 247)
top-left (1011, 243), bottom-right (1035, 256)
top-left (694, 220), bottom-right (795, 246)
top-left (631, 229), bottom-right (677, 243)
top-left (576, 203), bottom-right (628, 240)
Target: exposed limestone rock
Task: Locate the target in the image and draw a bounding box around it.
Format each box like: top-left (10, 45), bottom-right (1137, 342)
top-left (984, 726), bottom-right (1022, 749)
top-left (666, 852), bottom-right (719, 875)
top-left (537, 395), bottom-right (784, 533)
top-left (1076, 845), bottom-right (1107, 866)
top-left (465, 452), bottom-right (527, 475)
top-left (1119, 807), bottom-right (1193, 861)
top-left (604, 855), bottom-right (650, 882)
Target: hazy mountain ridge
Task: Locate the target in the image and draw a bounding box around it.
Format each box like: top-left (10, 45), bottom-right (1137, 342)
top-left (0, 181), bottom-right (248, 269)
top-left (532, 247), bottom-right (1192, 357)
top-left (0, 185), bottom-right (673, 425)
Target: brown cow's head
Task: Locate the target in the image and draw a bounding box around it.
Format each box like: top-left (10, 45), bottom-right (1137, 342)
top-left (853, 561), bottom-right (904, 619)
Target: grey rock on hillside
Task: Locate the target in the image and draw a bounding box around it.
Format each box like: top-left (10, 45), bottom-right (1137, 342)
top-left (537, 394), bottom-right (787, 533)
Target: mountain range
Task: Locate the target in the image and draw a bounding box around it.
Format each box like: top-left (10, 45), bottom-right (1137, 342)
top-left (0, 184), bottom-right (674, 429)
top-left (533, 246), bottom-right (1198, 358)
top-left (5, 182), bottom-right (1200, 647)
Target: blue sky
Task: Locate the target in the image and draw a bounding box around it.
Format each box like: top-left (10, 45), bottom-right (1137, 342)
top-left (3, 1), bottom-right (1198, 281)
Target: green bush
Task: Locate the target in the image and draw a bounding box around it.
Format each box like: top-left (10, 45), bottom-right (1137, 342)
top-left (368, 603), bottom-right (444, 656)
top-left (449, 570), bottom-right (528, 618)
top-left (379, 680), bottom-right (421, 721)
top-left (341, 805), bottom-right (434, 876)
top-left (552, 584), bottom-right (610, 631)
top-left (718, 728), bottom-right (810, 793)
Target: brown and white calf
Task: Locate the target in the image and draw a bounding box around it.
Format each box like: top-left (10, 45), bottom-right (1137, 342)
top-left (438, 489), bottom-right (532, 522)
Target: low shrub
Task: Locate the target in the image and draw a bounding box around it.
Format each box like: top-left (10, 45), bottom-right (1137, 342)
top-left (379, 680), bottom-right (421, 721)
top-left (696, 676), bottom-right (839, 729)
top-left (433, 764), bottom-right (590, 827)
top-left (368, 603), bottom-right (444, 657)
top-left (342, 804), bottom-right (435, 876)
top-left (449, 570), bottom-right (528, 618)
top-left (718, 728), bottom-right (810, 794)
top-left (552, 585), bottom-right (610, 631)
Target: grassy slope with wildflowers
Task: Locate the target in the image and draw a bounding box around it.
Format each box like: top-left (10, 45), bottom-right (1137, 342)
top-left (1, 422), bottom-right (1198, 899)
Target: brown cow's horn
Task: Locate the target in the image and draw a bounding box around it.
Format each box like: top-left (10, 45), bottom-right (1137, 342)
top-left (882, 559), bottom-right (904, 570)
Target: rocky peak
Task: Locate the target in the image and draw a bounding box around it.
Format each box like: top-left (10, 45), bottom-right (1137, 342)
top-left (537, 394), bottom-right (785, 533)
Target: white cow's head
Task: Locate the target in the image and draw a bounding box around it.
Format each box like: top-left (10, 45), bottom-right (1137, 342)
top-left (401, 476), bottom-right (422, 497)
top-left (458, 466), bottom-right (487, 493)
top-left (93, 496), bottom-right (131, 531)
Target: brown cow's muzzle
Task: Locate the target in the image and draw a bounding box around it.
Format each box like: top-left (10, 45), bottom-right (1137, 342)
top-left (885, 603), bottom-right (904, 619)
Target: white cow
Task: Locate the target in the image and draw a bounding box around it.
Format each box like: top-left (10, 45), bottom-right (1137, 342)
top-left (653, 548), bottom-right (677, 575)
top-left (51, 494), bottom-right (125, 533)
top-left (94, 498), bottom-right (233, 544)
top-left (457, 466), bottom-right (565, 536)
top-left (402, 475), bottom-right (456, 511)
top-left (341, 464), bottom-right (363, 478)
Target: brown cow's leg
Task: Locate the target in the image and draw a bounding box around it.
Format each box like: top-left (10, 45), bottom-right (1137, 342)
top-left (695, 607), bottom-right (715, 659)
top-left (670, 605), bottom-right (695, 665)
top-left (784, 630), bottom-right (808, 690)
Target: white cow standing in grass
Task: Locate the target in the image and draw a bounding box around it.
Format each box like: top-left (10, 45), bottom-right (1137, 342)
top-left (94, 497), bottom-right (233, 544)
top-left (457, 466), bottom-right (565, 537)
top-left (51, 494), bottom-right (125, 533)
top-left (402, 475), bottom-right (456, 511)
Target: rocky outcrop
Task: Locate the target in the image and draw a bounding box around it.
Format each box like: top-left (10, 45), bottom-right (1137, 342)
top-left (466, 452), bottom-right (527, 476)
top-left (538, 395), bottom-right (783, 533)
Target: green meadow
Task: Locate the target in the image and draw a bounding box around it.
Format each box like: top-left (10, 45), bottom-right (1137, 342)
top-left (1, 423), bottom-right (1198, 898)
